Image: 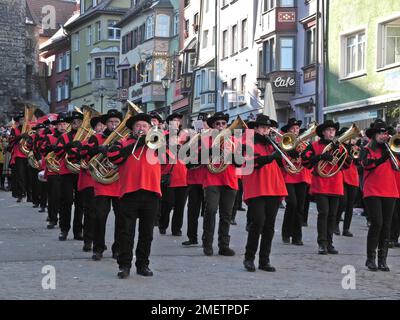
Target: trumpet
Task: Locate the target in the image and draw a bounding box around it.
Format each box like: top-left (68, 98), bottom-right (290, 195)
top-left (385, 134), bottom-right (400, 171)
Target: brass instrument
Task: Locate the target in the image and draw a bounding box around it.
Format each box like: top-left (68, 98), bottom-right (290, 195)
top-left (207, 116), bottom-right (247, 174)
top-left (350, 145), bottom-right (360, 159)
top-left (88, 102), bottom-right (138, 184)
top-left (131, 126), bottom-right (165, 161)
top-left (270, 128), bottom-right (297, 152)
top-left (19, 105), bottom-right (37, 156)
top-left (45, 124), bottom-right (71, 173)
top-left (28, 151), bottom-right (40, 169)
top-left (385, 134), bottom-right (400, 171)
top-left (317, 123), bottom-right (361, 178)
top-left (65, 106), bottom-right (100, 174)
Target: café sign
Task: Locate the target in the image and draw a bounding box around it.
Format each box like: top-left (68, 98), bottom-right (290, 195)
top-left (270, 71), bottom-right (297, 94)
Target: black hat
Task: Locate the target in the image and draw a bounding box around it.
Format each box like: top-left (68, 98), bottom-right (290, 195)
top-left (149, 111), bottom-right (164, 123)
top-left (14, 112), bottom-right (25, 121)
top-left (337, 127), bottom-right (349, 137)
top-left (206, 112), bottom-right (230, 128)
top-left (247, 114), bottom-right (278, 129)
top-left (100, 109), bottom-right (123, 124)
top-left (366, 120), bottom-right (389, 138)
top-left (166, 113), bottom-right (183, 124)
top-left (66, 110), bottom-right (84, 122)
top-left (34, 109), bottom-right (45, 118)
top-left (316, 120), bottom-right (340, 138)
top-left (32, 123), bottom-right (46, 130)
top-left (126, 113), bottom-right (152, 129)
top-left (198, 112), bottom-right (211, 121)
top-left (90, 116), bottom-right (104, 129)
top-left (51, 112), bottom-right (69, 125)
top-left (281, 118), bottom-right (302, 133)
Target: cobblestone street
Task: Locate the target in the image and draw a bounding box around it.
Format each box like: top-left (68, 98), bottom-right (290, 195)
top-left (0, 190), bottom-right (399, 300)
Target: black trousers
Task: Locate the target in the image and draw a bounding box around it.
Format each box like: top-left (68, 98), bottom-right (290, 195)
top-left (59, 174), bottom-right (83, 236)
top-left (231, 179), bottom-right (243, 221)
top-left (245, 196), bottom-right (280, 262)
top-left (186, 184), bottom-right (203, 242)
top-left (365, 197), bottom-right (396, 253)
top-left (159, 185), bottom-right (188, 234)
top-left (14, 157), bottom-right (29, 198)
top-left (336, 184), bottom-right (358, 232)
top-left (47, 175), bottom-right (61, 224)
top-left (39, 181), bottom-right (47, 209)
top-left (315, 194), bottom-right (340, 247)
top-left (93, 195), bottom-right (122, 254)
top-left (80, 187), bottom-right (96, 245)
top-left (282, 182), bottom-right (307, 241)
top-left (29, 166), bottom-right (40, 205)
top-left (391, 200), bottom-right (400, 243)
top-left (117, 190), bottom-right (159, 270)
top-left (303, 186), bottom-right (311, 224)
top-left (0, 163), bottom-right (4, 187)
top-left (202, 186), bottom-right (237, 249)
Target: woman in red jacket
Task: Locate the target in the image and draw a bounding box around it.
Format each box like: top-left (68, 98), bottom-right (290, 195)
top-left (302, 120), bottom-right (344, 255)
top-left (242, 114), bottom-right (287, 272)
top-left (361, 120), bottom-right (398, 271)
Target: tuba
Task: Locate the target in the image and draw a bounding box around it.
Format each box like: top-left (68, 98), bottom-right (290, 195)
top-left (45, 124), bottom-right (71, 173)
top-left (19, 105), bottom-right (37, 156)
top-left (207, 116), bottom-right (247, 174)
top-left (65, 106), bottom-right (100, 174)
top-left (317, 123), bottom-right (361, 178)
top-left (88, 101), bottom-right (139, 184)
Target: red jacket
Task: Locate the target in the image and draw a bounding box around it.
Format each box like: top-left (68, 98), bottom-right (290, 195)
top-left (54, 131), bottom-right (76, 176)
top-left (362, 145), bottom-right (399, 198)
top-left (41, 133), bottom-right (61, 178)
top-left (108, 135), bottom-right (161, 198)
top-left (282, 162), bottom-right (312, 185)
top-left (342, 162), bottom-right (359, 187)
top-left (242, 138), bottom-right (287, 201)
top-left (10, 126), bottom-right (27, 162)
top-left (303, 140), bottom-right (344, 196)
top-left (187, 166), bottom-right (205, 185)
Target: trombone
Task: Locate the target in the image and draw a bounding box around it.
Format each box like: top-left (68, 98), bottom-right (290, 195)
top-left (266, 135), bottom-right (298, 172)
top-left (385, 134), bottom-right (400, 171)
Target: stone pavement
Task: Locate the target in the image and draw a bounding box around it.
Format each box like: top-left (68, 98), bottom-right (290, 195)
top-left (0, 190), bottom-right (399, 300)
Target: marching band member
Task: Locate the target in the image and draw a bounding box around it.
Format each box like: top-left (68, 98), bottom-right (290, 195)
top-left (149, 111), bottom-right (164, 130)
top-left (201, 112), bottom-right (239, 257)
top-left (107, 113), bottom-right (161, 279)
top-left (280, 118), bottom-right (311, 246)
top-left (54, 111), bottom-right (84, 241)
top-left (302, 120), bottom-right (344, 255)
top-left (242, 114), bottom-right (287, 272)
top-left (362, 120), bottom-right (398, 271)
top-left (334, 128), bottom-right (360, 237)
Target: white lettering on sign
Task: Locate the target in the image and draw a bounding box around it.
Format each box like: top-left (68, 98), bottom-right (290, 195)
top-left (273, 76), bottom-right (295, 88)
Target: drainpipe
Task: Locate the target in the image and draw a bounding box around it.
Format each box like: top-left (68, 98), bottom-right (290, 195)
top-left (315, 0), bottom-right (320, 123)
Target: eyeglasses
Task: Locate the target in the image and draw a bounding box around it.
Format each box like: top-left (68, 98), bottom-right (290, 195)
top-left (215, 121), bottom-right (227, 126)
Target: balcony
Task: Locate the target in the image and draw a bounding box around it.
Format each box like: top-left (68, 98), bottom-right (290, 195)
top-left (142, 82), bottom-right (166, 103)
top-left (260, 7), bottom-right (297, 37)
top-left (91, 78), bottom-right (118, 96)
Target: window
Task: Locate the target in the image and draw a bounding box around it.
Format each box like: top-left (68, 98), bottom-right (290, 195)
top-left (64, 79), bottom-right (69, 99)
top-left (305, 27), bottom-right (316, 65)
top-left (154, 59), bottom-right (167, 81)
top-left (74, 67), bottom-right (80, 87)
top-left (344, 31), bottom-right (365, 76)
top-left (209, 70), bottom-right (215, 91)
top-left (263, 38), bottom-right (275, 74)
top-left (203, 30), bottom-right (209, 49)
top-left (231, 78), bottom-right (237, 92)
top-left (241, 74), bottom-right (246, 94)
top-left (187, 52), bottom-right (195, 72)
top-left (95, 58), bottom-right (102, 78)
top-left (87, 62), bottom-right (92, 82)
top-left (232, 24), bottom-right (238, 54)
top-left (58, 54), bottom-right (63, 72)
top-left (173, 11), bottom-right (179, 36)
top-left (263, 0), bottom-right (274, 11)
top-left (156, 14), bottom-right (170, 37)
top-left (281, 0), bottom-right (293, 7)
top-left (105, 58), bottom-right (115, 78)
top-left (56, 82), bottom-right (62, 101)
top-left (241, 19), bottom-right (248, 49)
top-left (65, 51), bottom-right (70, 70)
top-left (221, 81), bottom-right (228, 110)
top-left (108, 20), bottom-right (120, 40)
top-left (193, 13), bottom-right (199, 33)
top-left (379, 19), bottom-right (400, 67)
top-left (195, 74), bottom-right (201, 98)
top-left (146, 15), bottom-right (154, 40)
top-left (74, 32), bottom-right (80, 52)
top-left (280, 37), bottom-right (294, 70)
top-left (47, 89), bottom-right (51, 103)
top-left (47, 61), bottom-right (53, 76)
top-left (122, 69), bottom-right (129, 88)
top-left (201, 70), bottom-right (207, 92)
top-left (87, 26), bottom-right (92, 46)
top-left (96, 21), bottom-right (101, 41)
top-left (222, 30), bottom-right (228, 58)
top-left (184, 19), bottom-right (190, 37)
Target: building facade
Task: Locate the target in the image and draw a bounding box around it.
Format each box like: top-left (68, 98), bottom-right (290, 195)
top-left (325, 0), bottom-right (400, 129)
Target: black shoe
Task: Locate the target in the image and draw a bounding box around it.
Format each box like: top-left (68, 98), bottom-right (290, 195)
top-left (334, 226), bottom-right (340, 236)
top-left (117, 268), bottom-right (130, 279)
top-left (203, 247), bottom-right (213, 256)
top-left (39, 208), bottom-right (46, 213)
top-left (388, 242), bottom-right (394, 248)
top-left (366, 259), bottom-right (378, 271)
top-left (33, 204), bottom-right (39, 208)
top-left (218, 247), bottom-right (235, 256)
top-left (16, 197), bottom-right (22, 203)
top-left (292, 240), bottom-right (304, 246)
top-left (92, 252), bottom-right (103, 261)
top-left (282, 237), bottom-right (290, 245)
top-left (237, 207), bottom-right (246, 211)
top-left (327, 246), bottom-right (339, 254)
top-left (46, 216), bottom-right (50, 222)
top-left (318, 245), bottom-right (328, 255)
top-left (74, 234), bottom-right (84, 241)
top-left (137, 266), bottom-right (153, 277)
top-left (394, 242), bottom-right (400, 248)
top-left (182, 240), bottom-right (198, 246)
top-left (82, 243), bottom-right (92, 252)
top-left (112, 252), bottom-right (119, 260)
top-left (259, 262), bottom-right (276, 272)
top-left (172, 231), bottom-right (182, 236)
top-left (159, 228), bottom-right (166, 235)
top-left (58, 232), bottom-right (67, 241)
top-left (243, 259), bottom-right (256, 272)
top-left (230, 219), bottom-right (237, 225)
top-left (302, 222), bottom-right (308, 227)
top-left (342, 230), bottom-right (353, 237)
top-left (47, 222), bottom-right (55, 229)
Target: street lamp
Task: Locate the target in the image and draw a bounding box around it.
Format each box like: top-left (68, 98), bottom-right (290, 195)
top-left (161, 75), bottom-right (171, 116)
top-left (256, 76), bottom-right (268, 98)
top-left (98, 86), bottom-right (106, 114)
